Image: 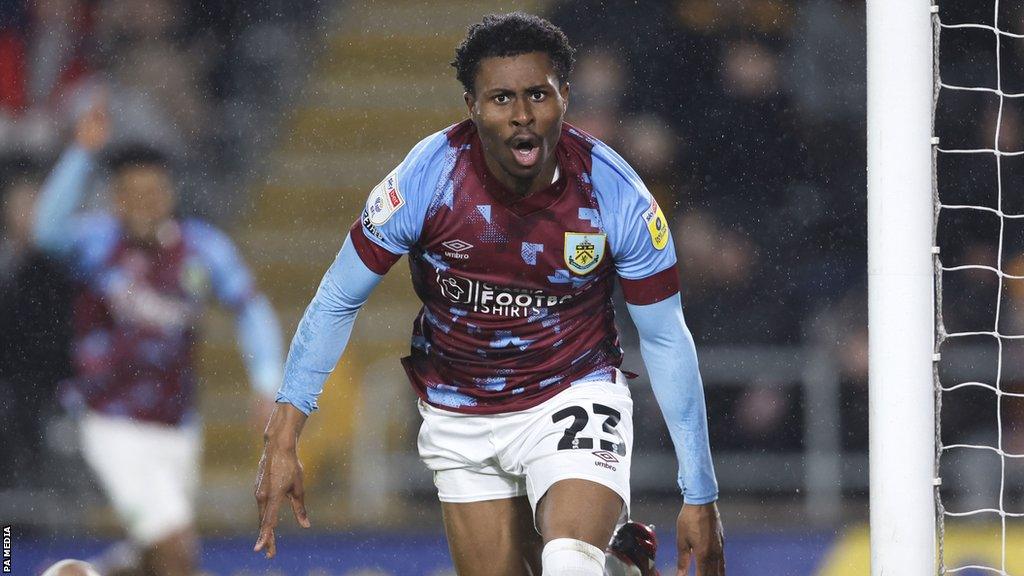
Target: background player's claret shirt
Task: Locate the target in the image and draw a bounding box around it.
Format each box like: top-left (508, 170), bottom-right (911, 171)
top-left (350, 121), bottom-right (680, 414)
top-left (61, 214), bottom-right (258, 425)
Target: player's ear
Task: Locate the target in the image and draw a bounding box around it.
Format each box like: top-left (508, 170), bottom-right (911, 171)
top-left (464, 91), bottom-right (476, 117)
top-left (560, 82), bottom-right (570, 113)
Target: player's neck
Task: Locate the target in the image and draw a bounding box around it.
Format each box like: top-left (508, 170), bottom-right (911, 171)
top-left (500, 160), bottom-right (561, 199)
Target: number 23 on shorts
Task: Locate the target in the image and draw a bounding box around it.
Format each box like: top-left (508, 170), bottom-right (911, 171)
top-left (551, 403), bottom-right (627, 456)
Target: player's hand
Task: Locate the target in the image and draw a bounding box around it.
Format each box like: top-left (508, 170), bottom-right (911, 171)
top-left (676, 501), bottom-right (725, 575)
top-left (75, 92), bottom-right (109, 153)
top-left (254, 403), bottom-right (311, 559)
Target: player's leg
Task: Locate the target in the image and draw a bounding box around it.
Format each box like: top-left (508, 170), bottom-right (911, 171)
top-left (141, 421), bottom-right (201, 576)
top-left (418, 400), bottom-right (542, 575)
top-left (140, 528), bottom-right (198, 576)
top-left (87, 539), bottom-right (142, 576)
top-left (507, 377), bottom-right (639, 575)
top-left (79, 412), bottom-right (201, 576)
top-left (441, 496), bottom-right (542, 576)
top-left (536, 479), bottom-right (621, 547)
top-left (535, 479), bottom-right (622, 575)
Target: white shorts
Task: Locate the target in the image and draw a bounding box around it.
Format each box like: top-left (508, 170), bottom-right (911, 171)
top-left (417, 376), bottom-right (633, 523)
top-left (79, 411), bottom-right (201, 545)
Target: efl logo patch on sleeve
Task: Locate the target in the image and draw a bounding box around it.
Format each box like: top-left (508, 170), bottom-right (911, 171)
top-left (365, 169), bottom-right (405, 226)
top-left (642, 199), bottom-right (669, 250)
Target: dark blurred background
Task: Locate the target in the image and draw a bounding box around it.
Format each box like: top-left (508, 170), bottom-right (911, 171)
top-left (1, 0), bottom-right (1022, 574)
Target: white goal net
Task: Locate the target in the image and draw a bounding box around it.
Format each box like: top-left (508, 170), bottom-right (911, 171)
top-left (934, 1), bottom-right (1024, 574)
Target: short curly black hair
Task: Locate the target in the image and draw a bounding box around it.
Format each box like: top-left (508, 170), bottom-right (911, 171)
top-left (452, 12), bottom-right (576, 94)
top-left (104, 143), bottom-right (170, 175)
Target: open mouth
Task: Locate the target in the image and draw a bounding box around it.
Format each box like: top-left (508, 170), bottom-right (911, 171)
top-left (510, 136), bottom-right (541, 168)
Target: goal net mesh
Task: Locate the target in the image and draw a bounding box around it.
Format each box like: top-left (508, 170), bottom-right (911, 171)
top-left (934, 1), bottom-right (1024, 573)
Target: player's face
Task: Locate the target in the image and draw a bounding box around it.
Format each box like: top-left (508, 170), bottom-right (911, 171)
top-left (466, 51), bottom-right (569, 196)
top-left (113, 165), bottom-right (175, 242)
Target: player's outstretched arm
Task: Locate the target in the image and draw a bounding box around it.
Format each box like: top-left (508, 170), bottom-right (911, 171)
top-left (274, 234), bottom-right (383, 413)
top-left (626, 294), bottom-right (725, 575)
top-left (33, 99), bottom-right (109, 254)
top-left (253, 234), bottom-right (384, 558)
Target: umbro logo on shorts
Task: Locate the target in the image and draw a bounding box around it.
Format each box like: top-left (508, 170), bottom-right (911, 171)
top-left (593, 450), bottom-right (619, 463)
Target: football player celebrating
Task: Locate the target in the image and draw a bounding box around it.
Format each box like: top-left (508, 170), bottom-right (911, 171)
top-left (35, 100), bottom-right (284, 576)
top-left (255, 12), bottom-right (724, 576)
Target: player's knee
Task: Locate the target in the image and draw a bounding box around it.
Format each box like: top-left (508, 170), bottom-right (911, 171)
top-left (40, 559), bottom-right (101, 576)
top-left (541, 538), bottom-right (605, 576)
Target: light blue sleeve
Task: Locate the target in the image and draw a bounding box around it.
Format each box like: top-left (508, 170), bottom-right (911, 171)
top-left (183, 220), bottom-right (257, 308)
top-left (33, 145), bottom-right (94, 255)
top-left (590, 141), bottom-right (676, 280)
top-left (627, 294), bottom-right (719, 504)
top-left (237, 296), bottom-right (285, 398)
top-left (276, 234), bottom-right (384, 415)
top-left (357, 129), bottom-right (453, 255)
top-left (184, 220), bottom-right (284, 398)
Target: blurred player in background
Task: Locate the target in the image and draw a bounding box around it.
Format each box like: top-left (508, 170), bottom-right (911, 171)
top-left (255, 12), bottom-right (724, 576)
top-left (32, 101), bottom-right (284, 576)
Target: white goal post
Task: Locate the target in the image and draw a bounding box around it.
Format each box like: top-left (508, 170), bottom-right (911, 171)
top-left (867, 1), bottom-right (937, 574)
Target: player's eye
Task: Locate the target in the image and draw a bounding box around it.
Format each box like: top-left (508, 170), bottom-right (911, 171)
top-left (494, 94), bottom-right (511, 104)
top-left (530, 91), bottom-right (546, 102)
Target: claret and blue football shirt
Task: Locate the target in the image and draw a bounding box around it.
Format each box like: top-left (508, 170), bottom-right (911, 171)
top-left (349, 120), bottom-right (679, 414)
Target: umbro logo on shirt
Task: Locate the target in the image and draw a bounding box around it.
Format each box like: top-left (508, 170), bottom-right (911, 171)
top-left (442, 239), bottom-right (473, 260)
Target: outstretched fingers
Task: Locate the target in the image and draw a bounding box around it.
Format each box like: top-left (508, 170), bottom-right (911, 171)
top-left (254, 474), bottom-right (283, 558)
top-left (289, 476), bottom-right (311, 529)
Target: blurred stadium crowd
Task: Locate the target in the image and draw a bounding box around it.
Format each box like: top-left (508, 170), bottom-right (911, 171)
top-left (3, 0), bottom-right (1024, 544)
top-left (0, 0), bottom-right (320, 212)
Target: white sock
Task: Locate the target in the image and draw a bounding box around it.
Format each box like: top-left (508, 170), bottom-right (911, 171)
top-left (541, 538), bottom-right (605, 575)
top-left (603, 552), bottom-right (642, 576)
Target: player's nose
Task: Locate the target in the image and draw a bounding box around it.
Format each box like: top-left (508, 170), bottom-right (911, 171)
top-left (510, 99), bottom-right (534, 127)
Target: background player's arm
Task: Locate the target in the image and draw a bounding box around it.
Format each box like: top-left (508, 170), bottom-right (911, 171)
top-left (32, 102), bottom-right (108, 254)
top-left (189, 221), bottom-right (286, 408)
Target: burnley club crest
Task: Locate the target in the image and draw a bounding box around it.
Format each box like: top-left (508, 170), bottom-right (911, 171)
top-left (564, 232), bottom-right (606, 275)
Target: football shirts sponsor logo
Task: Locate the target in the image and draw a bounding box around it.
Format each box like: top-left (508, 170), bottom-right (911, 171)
top-left (435, 271), bottom-right (572, 317)
top-left (564, 232), bottom-right (606, 275)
